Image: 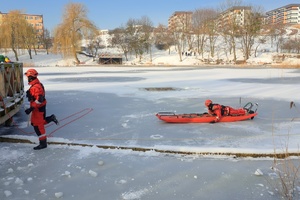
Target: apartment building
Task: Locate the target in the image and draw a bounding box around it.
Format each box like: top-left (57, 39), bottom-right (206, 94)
top-left (168, 11), bottom-right (193, 31)
top-left (265, 4), bottom-right (300, 25)
top-left (0, 12), bottom-right (44, 36)
top-left (217, 6), bottom-right (251, 27)
top-left (168, 7), bottom-right (252, 32)
top-left (24, 14), bottom-right (44, 35)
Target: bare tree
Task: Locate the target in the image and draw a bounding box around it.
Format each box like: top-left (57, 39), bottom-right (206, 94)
top-left (125, 18), bottom-right (139, 59)
top-left (154, 24), bottom-right (174, 54)
top-left (282, 37), bottom-right (300, 53)
top-left (110, 27), bottom-right (131, 61)
top-left (154, 24), bottom-right (167, 50)
top-left (254, 36), bottom-right (267, 57)
top-left (21, 23), bottom-right (37, 59)
top-left (171, 29), bottom-right (184, 61)
top-left (89, 35), bottom-right (103, 61)
top-left (52, 2), bottom-right (98, 64)
top-left (170, 13), bottom-right (192, 62)
top-left (217, 0), bottom-right (243, 62)
top-left (264, 23), bottom-right (286, 52)
top-left (206, 14), bottom-right (219, 58)
top-left (83, 28), bottom-right (101, 59)
top-left (192, 9), bottom-right (216, 58)
top-left (239, 7), bottom-right (263, 60)
top-left (42, 29), bottom-right (52, 54)
top-left (139, 16), bottom-right (154, 62)
top-left (218, 13), bottom-right (240, 62)
top-left (293, 37), bottom-right (300, 54)
top-left (122, 17), bottom-right (153, 63)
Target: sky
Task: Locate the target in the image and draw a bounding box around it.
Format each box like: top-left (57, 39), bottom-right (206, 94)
top-left (0, 0), bottom-right (297, 32)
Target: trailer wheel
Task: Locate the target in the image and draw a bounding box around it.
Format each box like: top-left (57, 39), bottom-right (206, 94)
top-left (4, 117), bottom-right (13, 127)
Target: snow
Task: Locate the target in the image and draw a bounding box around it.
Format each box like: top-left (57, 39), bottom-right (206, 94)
top-left (1, 29), bottom-right (300, 199)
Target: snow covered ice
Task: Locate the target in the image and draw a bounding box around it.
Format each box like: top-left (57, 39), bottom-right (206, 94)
top-left (0, 64), bottom-right (300, 199)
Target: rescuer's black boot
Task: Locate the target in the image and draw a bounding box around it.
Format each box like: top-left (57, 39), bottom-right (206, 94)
top-left (33, 139), bottom-right (47, 150)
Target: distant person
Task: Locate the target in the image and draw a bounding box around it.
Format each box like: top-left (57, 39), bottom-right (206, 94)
top-left (204, 99), bottom-right (247, 123)
top-left (24, 69), bottom-right (59, 150)
top-left (0, 55), bottom-right (5, 63)
top-left (4, 56), bottom-right (11, 63)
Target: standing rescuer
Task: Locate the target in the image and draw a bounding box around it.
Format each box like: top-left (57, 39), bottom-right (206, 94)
top-left (24, 69), bottom-right (59, 150)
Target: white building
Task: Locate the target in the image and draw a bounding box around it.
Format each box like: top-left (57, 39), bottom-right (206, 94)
top-left (265, 4), bottom-right (300, 25)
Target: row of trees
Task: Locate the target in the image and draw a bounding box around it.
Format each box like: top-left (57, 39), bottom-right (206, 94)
top-left (0, 2), bottom-right (299, 64)
top-left (108, 1), bottom-right (298, 63)
top-left (0, 10), bottom-right (52, 61)
top-left (110, 16), bottom-right (154, 62)
top-left (0, 3), bottom-right (98, 64)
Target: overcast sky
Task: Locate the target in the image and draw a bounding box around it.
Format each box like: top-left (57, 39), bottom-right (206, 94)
top-left (1, 0), bottom-right (297, 31)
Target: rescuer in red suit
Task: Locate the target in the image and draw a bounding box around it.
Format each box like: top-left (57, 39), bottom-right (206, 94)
top-left (24, 69), bottom-right (59, 150)
top-left (205, 99), bottom-right (246, 123)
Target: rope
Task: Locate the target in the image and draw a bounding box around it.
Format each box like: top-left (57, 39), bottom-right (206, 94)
top-left (0, 93), bottom-right (93, 137)
top-left (19, 108), bottom-right (93, 137)
top-left (47, 108), bottom-right (93, 137)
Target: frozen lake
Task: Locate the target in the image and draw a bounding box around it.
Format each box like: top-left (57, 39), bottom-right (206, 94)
top-left (1, 66), bottom-right (300, 199)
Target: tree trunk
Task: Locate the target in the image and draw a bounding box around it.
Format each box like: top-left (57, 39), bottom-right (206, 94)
top-left (254, 44), bottom-right (260, 57)
top-left (149, 46), bottom-right (152, 62)
top-left (73, 50), bottom-right (80, 64)
top-left (232, 41), bottom-right (236, 62)
top-left (123, 50), bottom-right (128, 61)
top-left (27, 49), bottom-right (32, 59)
top-left (176, 43), bottom-right (182, 62)
top-left (12, 48), bottom-right (19, 61)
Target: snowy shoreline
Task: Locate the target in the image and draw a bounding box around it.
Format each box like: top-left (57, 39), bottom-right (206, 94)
top-left (1, 135), bottom-right (299, 159)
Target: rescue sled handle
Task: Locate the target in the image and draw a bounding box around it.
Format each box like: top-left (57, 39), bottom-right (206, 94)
top-left (243, 102), bottom-right (259, 113)
top-left (156, 112), bottom-right (176, 116)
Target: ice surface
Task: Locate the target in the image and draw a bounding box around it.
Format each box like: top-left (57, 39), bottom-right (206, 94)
top-left (1, 64), bottom-right (300, 199)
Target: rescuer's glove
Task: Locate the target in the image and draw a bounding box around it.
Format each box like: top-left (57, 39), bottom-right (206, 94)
top-left (25, 107), bottom-right (34, 115)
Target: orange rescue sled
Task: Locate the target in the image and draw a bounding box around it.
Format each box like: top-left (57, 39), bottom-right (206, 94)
top-left (156, 102), bottom-right (258, 123)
